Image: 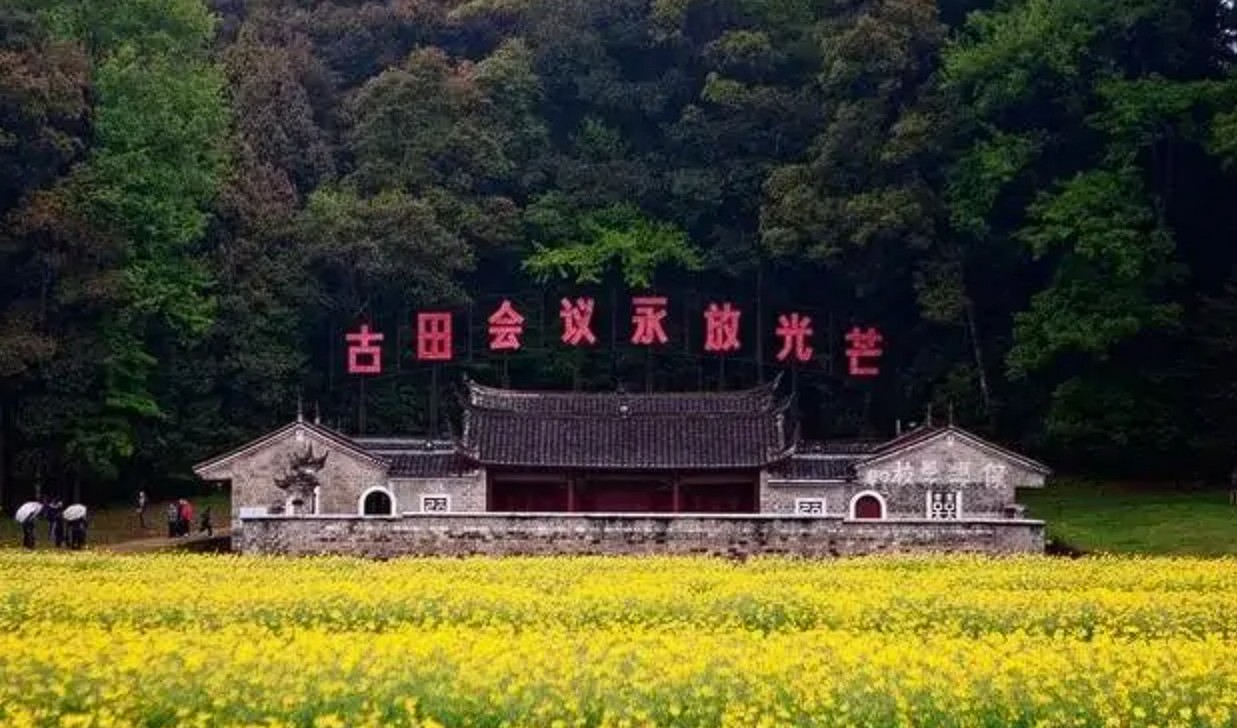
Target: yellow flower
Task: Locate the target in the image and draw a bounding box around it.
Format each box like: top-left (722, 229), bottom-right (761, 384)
top-left (0, 553), bottom-right (1234, 726)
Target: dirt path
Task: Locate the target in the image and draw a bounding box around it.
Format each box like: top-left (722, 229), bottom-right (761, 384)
top-left (101, 528), bottom-right (232, 554)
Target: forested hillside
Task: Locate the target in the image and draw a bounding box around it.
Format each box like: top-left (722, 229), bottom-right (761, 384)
top-left (2, 0), bottom-right (1236, 504)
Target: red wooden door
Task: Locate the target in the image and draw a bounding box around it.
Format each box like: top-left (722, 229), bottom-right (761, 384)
top-left (853, 494), bottom-right (884, 519)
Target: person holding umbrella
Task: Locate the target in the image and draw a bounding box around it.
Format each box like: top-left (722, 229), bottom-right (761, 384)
top-left (15, 501), bottom-right (41, 549)
top-left (63, 504), bottom-right (88, 549)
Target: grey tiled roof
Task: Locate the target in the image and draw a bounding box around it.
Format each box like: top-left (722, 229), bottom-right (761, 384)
top-left (460, 380), bottom-right (791, 470)
top-left (770, 457), bottom-right (858, 481)
top-left (386, 452), bottom-right (475, 477)
top-left (795, 440), bottom-right (881, 455)
top-left (354, 437), bottom-right (472, 477)
top-left (464, 379), bottom-right (781, 416)
top-left (462, 409), bottom-right (788, 470)
top-left (353, 437), bottom-right (455, 452)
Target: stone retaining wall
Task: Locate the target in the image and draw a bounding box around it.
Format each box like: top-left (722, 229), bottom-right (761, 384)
top-left (236, 513), bottom-right (1044, 557)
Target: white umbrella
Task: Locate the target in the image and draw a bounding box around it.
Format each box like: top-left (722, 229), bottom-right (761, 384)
top-left (15, 502), bottom-right (42, 524)
top-left (62, 504), bottom-right (87, 522)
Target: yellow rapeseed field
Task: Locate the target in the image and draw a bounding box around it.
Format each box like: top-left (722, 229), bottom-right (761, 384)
top-left (1, 553), bottom-right (1235, 727)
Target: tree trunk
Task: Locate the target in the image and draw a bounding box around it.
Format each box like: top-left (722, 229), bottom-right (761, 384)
top-left (963, 298), bottom-right (993, 425)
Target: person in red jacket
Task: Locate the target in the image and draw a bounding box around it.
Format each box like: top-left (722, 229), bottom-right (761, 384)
top-left (177, 499), bottom-right (194, 537)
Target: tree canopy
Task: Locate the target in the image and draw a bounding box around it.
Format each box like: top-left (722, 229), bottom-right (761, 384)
top-left (1, 0), bottom-right (1236, 506)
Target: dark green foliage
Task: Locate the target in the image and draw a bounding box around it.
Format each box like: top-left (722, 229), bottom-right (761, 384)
top-left (2, 0), bottom-right (1237, 505)
top-left (1, 0), bottom-right (226, 503)
top-left (525, 203), bottom-right (702, 287)
top-left (939, 0), bottom-right (1237, 469)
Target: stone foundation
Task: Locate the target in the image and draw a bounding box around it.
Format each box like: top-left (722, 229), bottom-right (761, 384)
top-left (236, 513), bottom-right (1045, 557)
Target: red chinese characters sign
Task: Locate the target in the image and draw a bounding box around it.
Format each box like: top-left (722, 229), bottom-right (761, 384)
top-left (775, 313), bottom-right (813, 363)
top-left (416, 313), bottom-right (453, 361)
top-left (845, 326), bottom-right (883, 377)
top-left (487, 299), bottom-right (524, 351)
top-left (347, 298), bottom-right (884, 377)
top-left (560, 297), bottom-right (597, 346)
top-left (346, 324), bottom-right (384, 374)
top-left (630, 297), bottom-right (668, 345)
top-left (703, 303), bottom-right (741, 353)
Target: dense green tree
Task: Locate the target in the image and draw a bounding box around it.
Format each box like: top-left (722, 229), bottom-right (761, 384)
top-left (4, 0), bottom-right (1237, 502)
top-left (940, 0), bottom-right (1237, 469)
top-left (0, 7), bottom-right (93, 509)
top-left (2, 0), bottom-right (227, 500)
top-left (525, 201), bottom-right (702, 287)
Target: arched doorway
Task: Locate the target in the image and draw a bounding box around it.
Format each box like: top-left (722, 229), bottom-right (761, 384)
top-left (852, 493), bottom-right (885, 520)
top-left (361, 489), bottom-right (394, 515)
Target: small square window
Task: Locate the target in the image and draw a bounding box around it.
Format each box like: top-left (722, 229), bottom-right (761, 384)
top-left (794, 498), bottom-right (826, 516)
top-left (927, 491), bottom-right (961, 519)
top-left (421, 494), bottom-right (450, 513)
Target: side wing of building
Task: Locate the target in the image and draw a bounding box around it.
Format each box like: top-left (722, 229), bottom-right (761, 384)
top-left (192, 422), bottom-right (483, 533)
top-left (763, 426), bottom-right (1049, 520)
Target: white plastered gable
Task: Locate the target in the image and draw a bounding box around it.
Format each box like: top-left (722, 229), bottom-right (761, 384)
top-left (854, 427), bottom-right (1049, 489)
top-left (195, 421), bottom-right (394, 518)
top-left (192, 421), bottom-right (389, 482)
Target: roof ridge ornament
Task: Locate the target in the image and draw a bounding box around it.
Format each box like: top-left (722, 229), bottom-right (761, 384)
top-left (273, 443), bottom-right (328, 514)
top-left (766, 371), bottom-right (785, 394)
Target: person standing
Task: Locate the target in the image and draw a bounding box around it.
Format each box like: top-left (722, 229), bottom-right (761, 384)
top-left (199, 506), bottom-right (213, 537)
top-left (41, 496), bottom-right (52, 541)
top-left (179, 499), bottom-right (194, 537)
top-left (46, 499), bottom-right (65, 548)
top-left (16, 502), bottom-right (42, 549)
top-left (165, 502), bottom-right (178, 538)
top-left (21, 517), bottom-right (35, 549)
top-left (136, 489), bottom-right (148, 529)
top-left (68, 516), bottom-right (87, 549)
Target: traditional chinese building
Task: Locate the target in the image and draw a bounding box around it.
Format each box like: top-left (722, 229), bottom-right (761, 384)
top-left (194, 379), bottom-right (1050, 557)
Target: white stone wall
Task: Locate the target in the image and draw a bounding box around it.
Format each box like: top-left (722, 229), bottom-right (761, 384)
top-left (760, 477), bottom-right (846, 515)
top-left (237, 513), bottom-right (1046, 557)
top-left (761, 433), bottom-right (1044, 519)
top-left (200, 425), bottom-right (389, 534)
top-left (761, 481), bottom-right (990, 519)
top-left (851, 431), bottom-right (1044, 518)
top-left (390, 471), bottom-right (486, 513)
